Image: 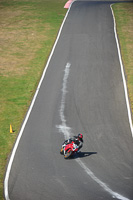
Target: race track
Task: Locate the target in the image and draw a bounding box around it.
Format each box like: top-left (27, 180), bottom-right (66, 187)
top-left (5, 1), bottom-right (133, 200)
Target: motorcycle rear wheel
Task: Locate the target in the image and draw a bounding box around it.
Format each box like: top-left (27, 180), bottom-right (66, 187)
top-left (64, 150), bottom-right (72, 159)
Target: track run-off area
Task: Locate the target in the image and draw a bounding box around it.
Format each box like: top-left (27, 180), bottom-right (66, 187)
top-left (4, 1), bottom-right (133, 200)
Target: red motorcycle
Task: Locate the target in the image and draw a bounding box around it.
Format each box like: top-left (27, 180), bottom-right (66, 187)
top-left (60, 141), bottom-right (79, 159)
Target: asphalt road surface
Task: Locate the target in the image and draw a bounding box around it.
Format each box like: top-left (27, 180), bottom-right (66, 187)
top-left (5, 1), bottom-right (133, 200)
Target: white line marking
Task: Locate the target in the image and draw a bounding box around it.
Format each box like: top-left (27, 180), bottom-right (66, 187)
top-left (56, 63), bottom-right (72, 139)
top-left (111, 5), bottom-right (133, 137)
top-left (4, 5), bottom-right (73, 200)
top-left (77, 159), bottom-right (130, 200)
top-left (57, 63), bottom-right (130, 200)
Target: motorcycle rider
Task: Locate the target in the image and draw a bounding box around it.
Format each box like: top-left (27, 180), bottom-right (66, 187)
top-left (63, 133), bottom-right (83, 152)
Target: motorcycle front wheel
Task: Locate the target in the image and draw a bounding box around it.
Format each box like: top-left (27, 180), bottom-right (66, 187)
top-left (64, 149), bottom-right (72, 159)
top-left (60, 147), bottom-right (64, 155)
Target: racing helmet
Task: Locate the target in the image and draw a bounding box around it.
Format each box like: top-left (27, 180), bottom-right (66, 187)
top-left (78, 133), bottom-right (83, 140)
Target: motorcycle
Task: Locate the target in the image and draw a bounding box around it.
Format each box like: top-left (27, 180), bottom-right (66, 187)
top-left (60, 141), bottom-right (79, 159)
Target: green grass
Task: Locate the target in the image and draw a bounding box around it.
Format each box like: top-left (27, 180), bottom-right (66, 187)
top-left (0, 0), bottom-right (66, 199)
top-left (112, 3), bottom-right (133, 117)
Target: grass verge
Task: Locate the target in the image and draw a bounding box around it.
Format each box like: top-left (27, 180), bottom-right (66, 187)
top-left (0, 0), bottom-right (66, 199)
top-left (112, 3), bottom-right (133, 118)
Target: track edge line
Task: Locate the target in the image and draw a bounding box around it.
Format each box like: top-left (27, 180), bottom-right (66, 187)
top-left (110, 4), bottom-right (133, 137)
top-left (4, 4), bottom-right (73, 200)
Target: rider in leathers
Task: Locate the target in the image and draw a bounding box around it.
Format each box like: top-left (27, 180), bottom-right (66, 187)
top-left (63, 133), bottom-right (83, 152)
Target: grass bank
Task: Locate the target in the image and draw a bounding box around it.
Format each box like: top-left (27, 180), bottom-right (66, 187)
top-left (0, 0), bottom-right (66, 198)
top-left (112, 3), bottom-right (133, 117)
